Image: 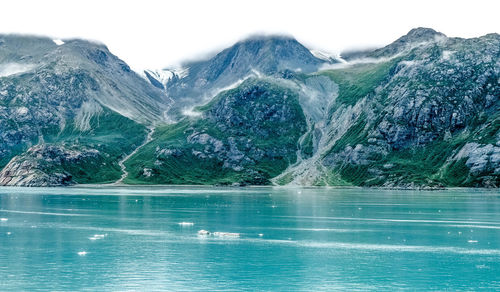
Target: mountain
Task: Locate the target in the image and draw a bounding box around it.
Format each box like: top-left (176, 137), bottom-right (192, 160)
top-left (124, 78), bottom-right (307, 185)
top-left (341, 27), bottom-right (447, 60)
top-left (143, 35), bottom-right (338, 120)
top-left (0, 34), bottom-right (168, 186)
top-left (0, 29), bottom-right (498, 187)
top-left (130, 28), bottom-right (500, 188)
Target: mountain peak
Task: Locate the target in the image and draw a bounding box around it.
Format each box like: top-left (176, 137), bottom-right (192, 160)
top-left (342, 27), bottom-right (448, 60)
top-left (229, 34), bottom-right (315, 62)
top-left (236, 34), bottom-right (297, 44)
top-left (402, 27), bottom-right (447, 42)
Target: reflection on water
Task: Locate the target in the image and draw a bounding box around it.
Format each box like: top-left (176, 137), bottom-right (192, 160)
top-left (0, 186), bottom-right (499, 291)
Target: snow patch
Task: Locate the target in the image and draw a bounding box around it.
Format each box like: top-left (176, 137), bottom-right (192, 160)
top-left (53, 39), bottom-right (65, 46)
top-left (172, 67), bottom-right (189, 79)
top-left (310, 49), bottom-right (342, 63)
top-left (143, 69), bottom-right (174, 84)
top-left (142, 67), bottom-right (190, 89)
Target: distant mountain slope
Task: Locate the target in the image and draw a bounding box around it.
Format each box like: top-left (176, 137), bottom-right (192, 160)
top-left (0, 35), bottom-right (168, 185)
top-left (130, 28), bottom-right (499, 188)
top-left (124, 78), bottom-right (306, 185)
top-left (341, 27), bottom-right (447, 60)
top-left (143, 35), bottom-right (338, 120)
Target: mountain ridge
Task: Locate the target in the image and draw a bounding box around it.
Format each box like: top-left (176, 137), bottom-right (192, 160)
top-left (0, 28), bottom-right (498, 187)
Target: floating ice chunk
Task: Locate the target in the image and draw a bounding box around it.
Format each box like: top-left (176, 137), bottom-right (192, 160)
top-left (468, 240), bottom-right (478, 243)
top-left (6, 232), bottom-right (11, 235)
top-left (198, 230), bottom-right (210, 235)
top-left (178, 222), bottom-right (194, 226)
top-left (0, 218), bottom-right (8, 222)
top-left (89, 234), bottom-right (107, 241)
top-left (77, 251), bottom-right (87, 256)
top-left (213, 232), bottom-right (240, 237)
top-left (258, 233), bottom-right (264, 237)
top-left (53, 39), bottom-right (64, 46)
top-left (198, 230), bottom-right (239, 237)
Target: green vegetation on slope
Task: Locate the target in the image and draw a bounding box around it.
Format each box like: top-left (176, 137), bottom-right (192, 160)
top-left (331, 128), bottom-right (497, 187)
top-left (318, 60), bottom-right (397, 106)
top-left (125, 78), bottom-right (307, 185)
top-left (122, 121), bottom-right (253, 185)
top-left (44, 108), bottom-right (146, 184)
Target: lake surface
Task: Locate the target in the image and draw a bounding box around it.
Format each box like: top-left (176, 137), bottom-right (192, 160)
top-left (0, 186), bottom-right (499, 291)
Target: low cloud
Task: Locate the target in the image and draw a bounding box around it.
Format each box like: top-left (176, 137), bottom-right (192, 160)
top-left (0, 63), bottom-right (36, 77)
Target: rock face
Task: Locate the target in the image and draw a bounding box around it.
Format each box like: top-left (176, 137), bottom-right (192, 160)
top-left (315, 29), bottom-right (500, 187)
top-left (451, 142), bottom-right (500, 187)
top-left (0, 145), bottom-right (99, 186)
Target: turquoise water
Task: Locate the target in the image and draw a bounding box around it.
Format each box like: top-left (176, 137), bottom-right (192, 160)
top-left (0, 187), bottom-right (499, 291)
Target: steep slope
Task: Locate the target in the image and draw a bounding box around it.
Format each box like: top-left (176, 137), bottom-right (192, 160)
top-left (133, 28), bottom-right (499, 188)
top-left (302, 29), bottom-right (500, 187)
top-left (144, 35), bottom-right (336, 120)
top-left (124, 78), bottom-right (307, 185)
top-left (0, 35), bottom-right (168, 186)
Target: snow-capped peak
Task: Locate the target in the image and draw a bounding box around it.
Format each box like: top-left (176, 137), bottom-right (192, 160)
top-left (140, 67), bottom-right (190, 90)
top-left (310, 49), bottom-right (343, 63)
top-left (144, 69), bottom-right (175, 84)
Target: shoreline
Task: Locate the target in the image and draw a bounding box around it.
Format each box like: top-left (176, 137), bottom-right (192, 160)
top-left (0, 183), bottom-right (497, 192)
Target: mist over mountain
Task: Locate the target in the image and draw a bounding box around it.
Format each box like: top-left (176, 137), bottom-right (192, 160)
top-left (143, 35), bottom-right (339, 120)
top-left (0, 28), bottom-right (498, 187)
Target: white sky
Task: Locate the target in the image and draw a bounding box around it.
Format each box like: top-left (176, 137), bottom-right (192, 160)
top-left (1, 0), bottom-right (499, 70)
